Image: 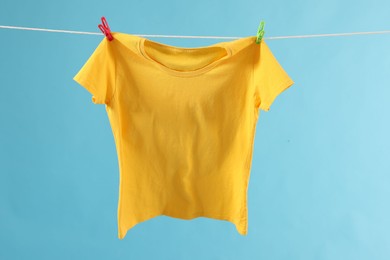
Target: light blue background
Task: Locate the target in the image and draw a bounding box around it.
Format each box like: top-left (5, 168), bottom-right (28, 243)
top-left (1, 0), bottom-right (389, 259)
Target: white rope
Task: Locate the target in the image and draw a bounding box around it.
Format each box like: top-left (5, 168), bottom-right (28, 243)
top-left (1, 25), bottom-right (390, 40)
top-left (0, 25), bottom-right (102, 36)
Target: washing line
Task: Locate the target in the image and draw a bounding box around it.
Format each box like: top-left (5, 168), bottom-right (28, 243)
top-left (1, 25), bottom-right (390, 40)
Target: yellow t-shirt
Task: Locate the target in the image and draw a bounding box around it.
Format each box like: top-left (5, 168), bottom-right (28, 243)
top-left (73, 32), bottom-right (294, 239)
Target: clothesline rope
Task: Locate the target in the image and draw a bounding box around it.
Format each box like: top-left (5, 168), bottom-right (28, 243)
top-left (1, 25), bottom-right (390, 40)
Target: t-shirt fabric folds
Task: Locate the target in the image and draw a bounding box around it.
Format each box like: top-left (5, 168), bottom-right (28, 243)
top-left (73, 31), bottom-right (294, 239)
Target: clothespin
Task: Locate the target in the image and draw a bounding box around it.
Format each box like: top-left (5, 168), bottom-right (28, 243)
top-left (256, 20), bottom-right (265, 44)
top-left (98, 16), bottom-right (114, 41)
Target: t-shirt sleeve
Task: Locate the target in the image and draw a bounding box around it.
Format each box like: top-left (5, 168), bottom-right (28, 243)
top-left (253, 40), bottom-right (294, 112)
top-left (73, 38), bottom-right (116, 105)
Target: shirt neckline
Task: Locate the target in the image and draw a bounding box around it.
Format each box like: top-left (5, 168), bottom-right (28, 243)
top-left (136, 35), bottom-right (233, 77)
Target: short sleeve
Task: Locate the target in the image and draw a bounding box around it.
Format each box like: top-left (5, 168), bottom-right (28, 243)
top-left (253, 40), bottom-right (294, 112)
top-left (73, 38), bottom-right (116, 105)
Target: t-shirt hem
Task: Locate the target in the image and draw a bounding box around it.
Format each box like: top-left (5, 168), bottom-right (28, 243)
top-left (117, 211), bottom-right (247, 239)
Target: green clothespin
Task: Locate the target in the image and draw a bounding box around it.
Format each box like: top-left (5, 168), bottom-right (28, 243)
top-left (256, 20), bottom-right (265, 44)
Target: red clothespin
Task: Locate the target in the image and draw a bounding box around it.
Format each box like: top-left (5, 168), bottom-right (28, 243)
top-left (98, 16), bottom-right (114, 41)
